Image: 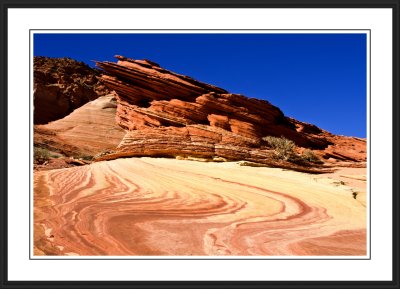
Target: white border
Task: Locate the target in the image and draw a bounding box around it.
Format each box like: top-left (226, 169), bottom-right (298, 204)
top-left (8, 8), bottom-right (392, 281)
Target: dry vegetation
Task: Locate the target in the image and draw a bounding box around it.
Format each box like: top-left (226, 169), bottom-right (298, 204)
top-left (262, 136), bottom-right (322, 165)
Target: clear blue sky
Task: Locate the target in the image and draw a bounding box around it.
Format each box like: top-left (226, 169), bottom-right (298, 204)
top-left (34, 33), bottom-right (367, 137)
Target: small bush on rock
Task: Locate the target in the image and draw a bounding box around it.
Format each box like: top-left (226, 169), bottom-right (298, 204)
top-left (302, 149), bottom-right (323, 164)
top-left (262, 136), bottom-right (296, 161)
top-left (34, 147), bottom-right (51, 164)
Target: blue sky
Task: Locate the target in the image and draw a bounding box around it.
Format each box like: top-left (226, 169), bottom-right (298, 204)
top-left (34, 33), bottom-right (367, 137)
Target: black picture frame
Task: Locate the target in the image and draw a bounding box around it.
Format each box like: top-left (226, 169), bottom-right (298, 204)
top-left (1, 1), bottom-right (399, 288)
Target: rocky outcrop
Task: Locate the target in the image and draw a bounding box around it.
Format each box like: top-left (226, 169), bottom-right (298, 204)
top-left (34, 94), bottom-right (125, 157)
top-left (289, 118), bottom-right (367, 163)
top-left (95, 56), bottom-right (365, 166)
top-left (96, 56), bottom-right (324, 147)
top-left (34, 56), bottom-right (110, 124)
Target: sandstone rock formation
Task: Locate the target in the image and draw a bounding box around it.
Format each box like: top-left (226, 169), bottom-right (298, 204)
top-left (94, 56), bottom-right (366, 167)
top-left (33, 56), bottom-right (368, 257)
top-left (34, 157), bottom-right (366, 256)
top-left (34, 56), bottom-right (110, 124)
top-left (34, 94), bottom-right (125, 157)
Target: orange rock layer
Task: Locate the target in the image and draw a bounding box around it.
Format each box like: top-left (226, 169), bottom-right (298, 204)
top-left (96, 56), bottom-right (366, 165)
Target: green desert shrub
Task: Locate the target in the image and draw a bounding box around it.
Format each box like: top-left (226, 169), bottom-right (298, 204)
top-left (301, 149), bottom-right (323, 164)
top-left (80, 155), bottom-right (94, 161)
top-left (262, 136), bottom-right (296, 161)
top-left (33, 147), bottom-right (51, 164)
top-left (73, 153), bottom-right (94, 161)
top-left (286, 154), bottom-right (308, 166)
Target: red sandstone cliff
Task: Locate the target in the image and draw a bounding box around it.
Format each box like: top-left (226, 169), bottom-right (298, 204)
top-left (94, 55), bottom-right (365, 168)
top-left (33, 55), bottom-right (366, 172)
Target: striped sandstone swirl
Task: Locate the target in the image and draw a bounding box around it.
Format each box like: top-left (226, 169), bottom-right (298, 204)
top-left (34, 158), bottom-right (366, 256)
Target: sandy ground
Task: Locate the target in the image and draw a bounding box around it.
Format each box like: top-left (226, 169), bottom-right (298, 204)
top-left (34, 157), bottom-right (366, 256)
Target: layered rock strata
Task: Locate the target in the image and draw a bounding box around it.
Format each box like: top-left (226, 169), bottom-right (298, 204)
top-left (95, 56), bottom-right (366, 165)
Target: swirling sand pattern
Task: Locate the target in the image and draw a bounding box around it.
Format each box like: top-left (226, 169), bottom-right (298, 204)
top-left (34, 158), bottom-right (366, 256)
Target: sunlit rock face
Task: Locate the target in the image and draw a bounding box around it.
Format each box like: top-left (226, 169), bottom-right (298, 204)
top-left (33, 56), bottom-right (367, 257)
top-left (94, 56), bottom-right (366, 166)
top-left (34, 95), bottom-right (125, 157)
top-left (34, 158), bottom-right (366, 256)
